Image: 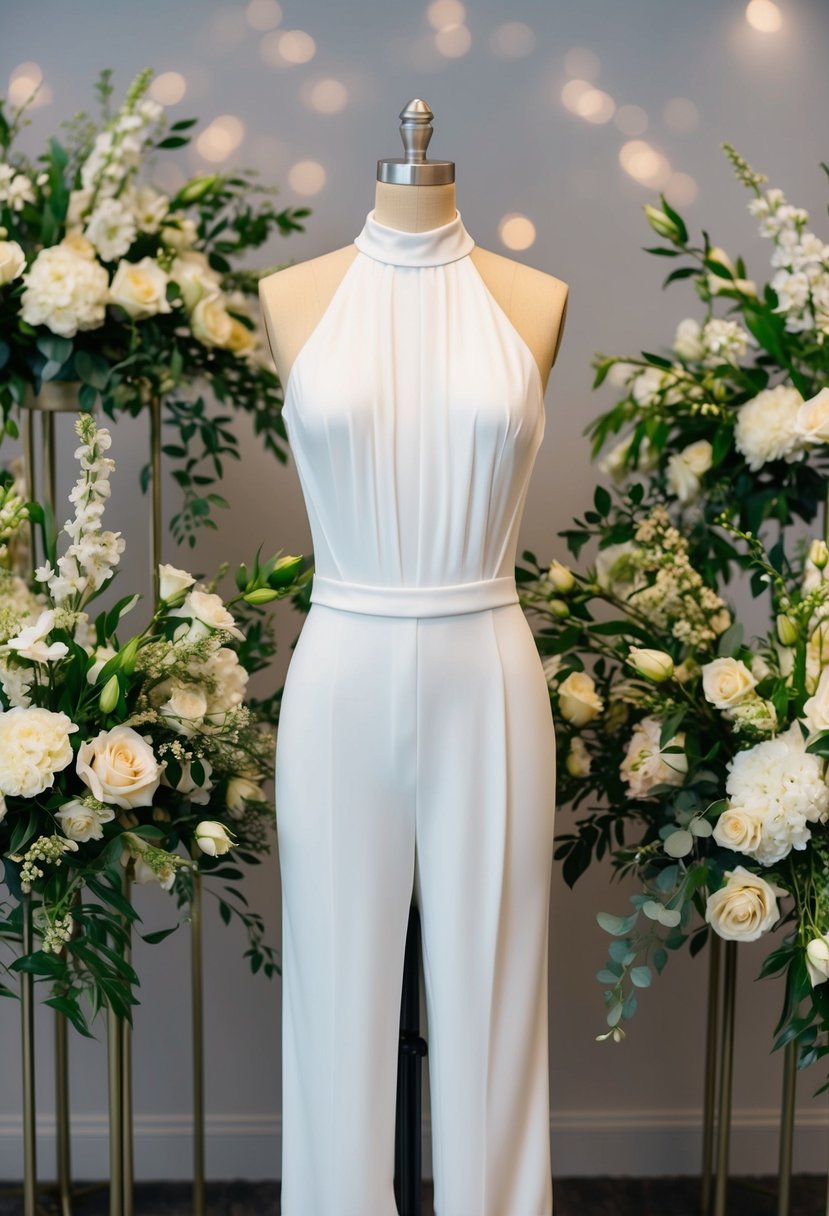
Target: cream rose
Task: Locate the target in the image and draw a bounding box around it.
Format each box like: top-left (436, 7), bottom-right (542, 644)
top-left (565, 736), bottom-right (591, 778)
top-left (712, 806), bottom-right (764, 855)
top-left (109, 256), bottom-right (172, 321)
top-left (77, 726), bottom-right (162, 809)
top-left (195, 820), bottom-right (236, 857)
top-left (806, 935), bottom-right (829, 988)
top-left (796, 387), bottom-right (829, 445)
top-left (0, 239), bottom-right (25, 285)
top-left (701, 657), bottom-right (757, 710)
top-left (0, 706), bottom-right (78, 797)
top-left (159, 683), bottom-right (209, 737)
top-left (628, 647), bottom-right (674, 682)
top-left (804, 666), bottom-right (829, 735)
top-left (705, 866), bottom-right (785, 942)
top-left (557, 671), bottom-right (603, 727)
top-left (227, 774), bottom-right (264, 816)
top-left (667, 439), bottom-right (713, 505)
top-left (172, 589), bottom-right (244, 642)
top-left (169, 250), bottom-right (221, 310)
top-left (546, 560), bottom-right (575, 594)
top-left (620, 715), bottom-right (687, 798)
top-left (55, 798), bottom-right (116, 843)
top-left (190, 293), bottom-right (233, 347)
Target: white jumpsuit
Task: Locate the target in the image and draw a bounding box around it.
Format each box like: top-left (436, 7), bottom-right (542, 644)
top-left (273, 208), bottom-right (557, 1216)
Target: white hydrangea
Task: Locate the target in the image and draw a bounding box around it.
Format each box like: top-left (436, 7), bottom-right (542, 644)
top-left (0, 706), bottom-right (78, 797)
top-left (723, 724), bottom-right (829, 865)
top-left (20, 244), bottom-right (109, 337)
top-left (734, 384), bottom-right (807, 472)
top-left (0, 163), bottom-right (35, 212)
top-left (701, 318), bottom-right (750, 366)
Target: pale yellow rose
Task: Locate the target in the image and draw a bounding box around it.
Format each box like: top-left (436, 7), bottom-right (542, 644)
top-left (628, 647), bottom-right (674, 683)
top-left (796, 387), bottom-right (829, 444)
top-left (712, 806), bottom-right (764, 856)
top-left (806, 935), bottom-right (829, 987)
top-left (195, 820), bottom-right (236, 857)
top-left (77, 726), bottom-right (162, 809)
top-left (546, 560), bottom-right (575, 594)
top-left (109, 257), bottom-right (172, 321)
top-left (191, 293), bottom-right (233, 347)
top-left (557, 671), bottom-right (603, 727)
top-left (705, 866), bottom-right (785, 942)
top-left (0, 239), bottom-right (26, 285)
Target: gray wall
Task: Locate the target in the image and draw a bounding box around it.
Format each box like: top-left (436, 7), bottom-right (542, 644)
top-left (3, 0), bottom-right (829, 1182)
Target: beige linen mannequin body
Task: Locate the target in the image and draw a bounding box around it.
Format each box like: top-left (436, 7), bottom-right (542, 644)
top-left (259, 181), bottom-right (569, 395)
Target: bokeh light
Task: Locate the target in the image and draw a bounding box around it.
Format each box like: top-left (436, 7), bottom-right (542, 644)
top-left (288, 160), bottom-right (326, 195)
top-left (279, 29), bottom-right (317, 63)
top-left (561, 79), bottom-right (593, 112)
top-left (149, 71), bottom-right (187, 106)
top-left (614, 104), bottom-right (648, 137)
top-left (499, 213), bottom-right (536, 251)
top-left (745, 0), bottom-right (783, 32)
top-left (619, 139), bottom-right (672, 188)
top-left (196, 114), bottom-right (245, 162)
top-left (489, 21), bottom-right (535, 59)
top-left (426, 0), bottom-right (466, 30)
top-left (663, 97), bottom-right (700, 133)
top-left (9, 61), bottom-right (50, 108)
top-left (575, 88), bottom-right (615, 124)
top-left (563, 47), bottom-right (600, 81)
top-left (665, 172), bottom-right (699, 206)
top-left (435, 25), bottom-right (472, 57)
top-left (306, 78), bottom-right (349, 114)
top-left (246, 0), bottom-right (282, 31)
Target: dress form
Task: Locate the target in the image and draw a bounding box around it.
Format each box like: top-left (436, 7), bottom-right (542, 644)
top-left (258, 100), bottom-right (569, 396)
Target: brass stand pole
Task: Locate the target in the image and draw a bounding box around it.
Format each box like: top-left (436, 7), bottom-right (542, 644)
top-left (41, 412), bottom-right (56, 513)
top-left (713, 940), bottom-right (738, 1216)
top-left (149, 395), bottom-right (162, 598)
top-left (21, 893), bottom-right (37, 1216)
top-left (22, 408), bottom-right (37, 566)
top-left (107, 996), bottom-right (124, 1216)
top-left (777, 1040), bottom-right (797, 1216)
top-left (192, 869), bottom-right (205, 1216)
top-left (55, 1001), bottom-right (71, 1216)
top-left (122, 870), bottom-right (134, 1216)
top-left (700, 932), bottom-right (721, 1216)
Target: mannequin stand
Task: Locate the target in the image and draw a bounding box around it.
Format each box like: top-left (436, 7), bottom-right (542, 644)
top-left (395, 903), bottom-right (428, 1216)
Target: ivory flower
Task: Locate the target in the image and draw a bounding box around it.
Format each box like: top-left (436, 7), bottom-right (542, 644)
top-left (557, 671), bottom-right (603, 727)
top-left (194, 820), bottom-right (236, 857)
top-left (705, 866), bottom-right (785, 942)
top-left (77, 726), bottom-right (162, 809)
top-left (796, 387), bottom-right (829, 444)
top-left (734, 385), bottom-right (806, 472)
top-left (3, 609), bottom-right (68, 663)
top-left (712, 806), bottom-right (764, 855)
top-left (701, 657), bottom-right (757, 710)
top-left (805, 935), bottom-right (829, 988)
top-left (191, 293), bottom-right (234, 347)
top-left (55, 798), bottom-right (116, 843)
top-left (628, 647), bottom-right (674, 683)
top-left (109, 256), bottom-right (171, 320)
top-left (0, 707), bottom-right (78, 797)
top-left (667, 439), bottom-right (713, 505)
top-left (620, 715), bottom-right (687, 798)
top-left (0, 239), bottom-right (25, 285)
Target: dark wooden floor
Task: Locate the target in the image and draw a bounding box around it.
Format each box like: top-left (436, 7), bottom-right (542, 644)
top-left (1, 1176), bottom-right (826, 1214)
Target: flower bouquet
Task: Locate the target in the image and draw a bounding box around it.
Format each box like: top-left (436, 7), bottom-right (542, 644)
top-left (519, 146), bottom-right (829, 1086)
top-left (0, 414), bottom-right (308, 1034)
top-left (0, 67), bottom-right (309, 544)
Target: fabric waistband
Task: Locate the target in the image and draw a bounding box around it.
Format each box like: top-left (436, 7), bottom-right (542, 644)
top-left (310, 574), bottom-right (519, 617)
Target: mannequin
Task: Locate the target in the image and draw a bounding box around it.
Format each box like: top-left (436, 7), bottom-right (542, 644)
top-left (261, 100), bottom-right (565, 1216)
top-left (259, 100), bottom-right (569, 396)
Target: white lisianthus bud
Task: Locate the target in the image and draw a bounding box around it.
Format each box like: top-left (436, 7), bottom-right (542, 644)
top-left (549, 599), bottom-right (570, 619)
top-left (546, 560), bottom-right (575, 594)
top-left (99, 674), bottom-right (120, 714)
top-left (808, 539), bottom-right (829, 571)
top-left (565, 736), bottom-right (592, 778)
top-left (805, 935), bottom-right (829, 988)
top-left (644, 203), bottom-right (681, 243)
top-left (158, 563), bottom-right (196, 602)
top-left (558, 671), bottom-right (603, 727)
top-left (776, 614), bottom-right (798, 646)
top-left (628, 647), bottom-right (674, 683)
top-left (194, 820), bottom-right (236, 857)
top-left (666, 439), bottom-right (713, 505)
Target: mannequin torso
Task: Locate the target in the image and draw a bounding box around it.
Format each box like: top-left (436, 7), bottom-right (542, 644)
top-left (259, 182), bottom-right (569, 397)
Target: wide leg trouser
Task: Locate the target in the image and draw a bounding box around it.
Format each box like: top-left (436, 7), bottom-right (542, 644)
top-left (275, 598), bottom-right (557, 1216)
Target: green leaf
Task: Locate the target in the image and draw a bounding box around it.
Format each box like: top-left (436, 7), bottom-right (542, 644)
top-left (630, 965), bottom-right (652, 988)
top-left (74, 350), bottom-right (110, 390)
top-left (597, 910), bottom-right (639, 936)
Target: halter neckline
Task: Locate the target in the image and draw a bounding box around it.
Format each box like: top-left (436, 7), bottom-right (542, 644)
top-left (353, 208), bottom-right (475, 267)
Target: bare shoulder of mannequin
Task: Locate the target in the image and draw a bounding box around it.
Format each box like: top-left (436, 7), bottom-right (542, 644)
top-left (258, 244), bottom-right (358, 388)
top-left (469, 246), bottom-right (569, 394)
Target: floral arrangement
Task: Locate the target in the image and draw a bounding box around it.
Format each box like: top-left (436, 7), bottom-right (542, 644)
top-left (0, 68), bottom-right (309, 544)
top-left (0, 414), bottom-right (309, 1033)
top-left (518, 146), bottom-right (829, 1085)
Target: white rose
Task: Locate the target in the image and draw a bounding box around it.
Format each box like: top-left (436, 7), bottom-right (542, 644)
top-left (3, 608), bottom-right (68, 663)
top-left (55, 797), bottom-right (116, 842)
top-left (701, 657), bottom-right (757, 710)
top-left (126, 184), bottom-right (170, 234)
top-left (109, 256), bottom-right (172, 320)
top-left (796, 387), bottom-right (829, 444)
top-left (169, 251), bottom-right (221, 310)
top-left (546, 560), bottom-right (575, 594)
top-left (77, 726), bottom-right (162, 809)
top-left (628, 647), bottom-right (674, 682)
top-left (172, 589), bottom-right (244, 642)
top-left (194, 820), bottom-right (236, 857)
top-left (667, 439), bottom-right (713, 505)
top-left (805, 935), bottom-right (829, 987)
top-left (673, 318), bottom-right (705, 361)
top-left (803, 666), bottom-right (829, 735)
top-left (712, 806), bottom-right (764, 855)
top-left (0, 239), bottom-right (25, 285)
top-left (161, 217), bottom-right (199, 251)
top-left (190, 292), bottom-right (233, 347)
top-left (705, 866), bottom-right (785, 942)
top-left (0, 706), bottom-right (78, 797)
top-left (159, 683), bottom-right (209, 737)
top-left (158, 563), bottom-right (195, 602)
top-left (557, 671), bottom-right (603, 727)
top-left (734, 385), bottom-right (807, 472)
top-left (227, 774), bottom-right (264, 817)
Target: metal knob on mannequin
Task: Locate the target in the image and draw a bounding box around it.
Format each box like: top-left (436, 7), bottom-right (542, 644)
top-left (378, 98), bottom-right (455, 186)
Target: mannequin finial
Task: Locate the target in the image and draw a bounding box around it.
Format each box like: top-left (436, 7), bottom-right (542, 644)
top-left (377, 99), bottom-right (454, 186)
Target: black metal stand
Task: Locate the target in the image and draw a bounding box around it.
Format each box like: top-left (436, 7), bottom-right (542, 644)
top-left (394, 902), bottom-right (428, 1216)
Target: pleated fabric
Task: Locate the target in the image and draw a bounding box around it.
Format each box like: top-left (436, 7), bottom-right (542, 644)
top-left (274, 208), bottom-right (557, 1216)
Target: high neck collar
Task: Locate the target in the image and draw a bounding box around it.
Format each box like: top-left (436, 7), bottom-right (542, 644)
top-left (354, 208), bottom-right (475, 267)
